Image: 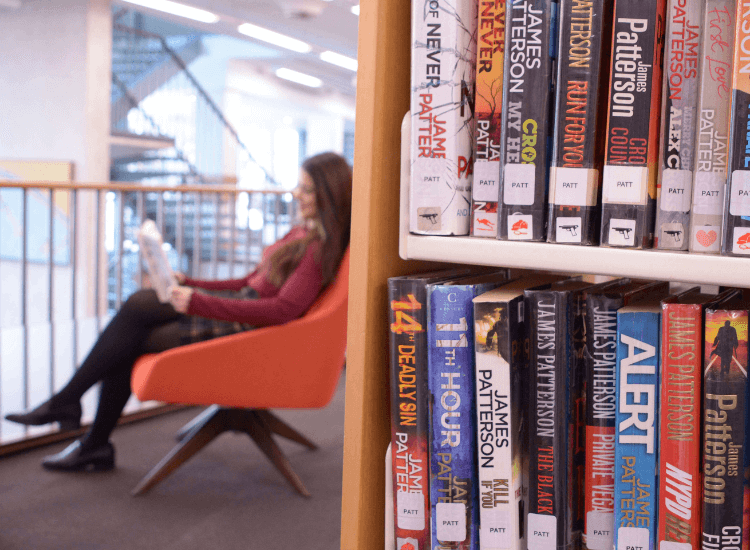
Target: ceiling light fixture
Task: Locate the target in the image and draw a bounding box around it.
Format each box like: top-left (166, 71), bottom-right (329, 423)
top-left (238, 23), bottom-right (312, 53)
top-left (320, 51), bottom-right (358, 72)
top-left (120, 0), bottom-right (219, 23)
top-left (351, 5), bottom-right (360, 15)
top-left (275, 68), bottom-right (322, 88)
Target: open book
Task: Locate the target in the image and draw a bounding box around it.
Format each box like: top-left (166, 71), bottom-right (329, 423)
top-left (137, 219), bottom-right (177, 303)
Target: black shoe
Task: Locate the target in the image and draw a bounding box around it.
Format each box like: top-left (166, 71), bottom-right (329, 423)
top-left (5, 400), bottom-right (82, 431)
top-left (42, 440), bottom-right (115, 472)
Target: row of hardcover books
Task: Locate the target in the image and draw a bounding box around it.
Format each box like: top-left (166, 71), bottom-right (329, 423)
top-left (388, 267), bottom-right (750, 550)
top-left (408, 0), bottom-right (750, 256)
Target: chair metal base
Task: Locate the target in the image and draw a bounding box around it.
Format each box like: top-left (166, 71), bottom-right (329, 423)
top-left (132, 406), bottom-right (318, 497)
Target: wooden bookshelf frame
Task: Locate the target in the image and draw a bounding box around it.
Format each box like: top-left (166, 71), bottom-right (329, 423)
top-left (340, 0), bottom-right (428, 548)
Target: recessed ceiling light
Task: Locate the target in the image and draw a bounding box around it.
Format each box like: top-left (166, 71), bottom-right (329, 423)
top-left (275, 68), bottom-right (322, 88)
top-left (351, 5), bottom-right (359, 15)
top-left (320, 51), bottom-right (358, 72)
top-left (238, 23), bottom-right (311, 53)
top-left (120, 0), bottom-right (218, 23)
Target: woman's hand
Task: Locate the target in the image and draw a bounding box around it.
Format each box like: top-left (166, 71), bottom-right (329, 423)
top-left (174, 271), bottom-right (187, 285)
top-left (169, 285), bottom-right (194, 313)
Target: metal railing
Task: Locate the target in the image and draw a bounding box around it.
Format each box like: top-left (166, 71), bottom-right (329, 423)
top-left (0, 180), bottom-right (296, 447)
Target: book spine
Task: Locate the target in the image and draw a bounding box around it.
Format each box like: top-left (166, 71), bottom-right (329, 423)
top-left (600, 0), bottom-right (668, 249)
top-left (582, 295), bottom-right (621, 550)
top-left (701, 308), bottom-right (748, 550)
top-left (654, 0), bottom-right (704, 250)
top-left (656, 303), bottom-right (703, 550)
top-left (497, 0), bottom-right (559, 241)
top-left (525, 290), bottom-right (578, 550)
top-left (547, 0), bottom-right (613, 245)
top-left (721, 0), bottom-right (750, 254)
top-left (474, 295), bottom-right (528, 550)
top-left (410, 0), bottom-right (478, 236)
top-left (472, 0), bottom-right (507, 238)
top-left (429, 285), bottom-right (482, 550)
top-left (613, 310), bottom-right (661, 550)
top-left (389, 279), bottom-right (432, 550)
top-left (688, 0), bottom-right (734, 254)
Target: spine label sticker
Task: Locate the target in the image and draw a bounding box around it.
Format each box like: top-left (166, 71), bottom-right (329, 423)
top-left (692, 172), bottom-right (725, 215)
top-left (660, 169), bottom-right (692, 211)
top-left (480, 508), bottom-right (512, 548)
top-left (586, 511), bottom-right (614, 550)
top-left (503, 163), bottom-right (536, 205)
top-left (528, 513), bottom-right (557, 550)
top-left (603, 166), bottom-right (648, 204)
top-left (552, 167), bottom-right (595, 206)
top-left (729, 170), bottom-right (750, 216)
top-left (436, 502), bottom-right (468, 542)
top-left (556, 216), bottom-right (583, 243)
top-left (397, 491), bottom-right (426, 530)
top-left (617, 527), bottom-right (650, 550)
top-left (474, 160), bottom-right (500, 202)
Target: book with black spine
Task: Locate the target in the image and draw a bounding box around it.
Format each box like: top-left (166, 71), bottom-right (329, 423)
top-left (496, 0), bottom-right (560, 242)
top-left (720, 0), bottom-right (750, 255)
top-left (472, 0), bottom-right (507, 238)
top-left (600, 0), bottom-right (668, 249)
top-left (410, 0), bottom-right (478, 236)
top-left (701, 290), bottom-right (748, 550)
top-left (654, 0), bottom-right (704, 250)
top-left (525, 277), bottom-right (592, 550)
top-left (688, 0), bottom-right (734, 254)
top-left (546, 0), bottom-right (613, 245)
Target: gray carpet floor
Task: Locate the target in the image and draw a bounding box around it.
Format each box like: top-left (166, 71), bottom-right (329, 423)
top-left (0, 375), bottom-right (346, 550)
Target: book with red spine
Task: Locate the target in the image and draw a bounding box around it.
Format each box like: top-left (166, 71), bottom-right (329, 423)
top-left (472, 0), bottom-right (506, 238)
top-left (657, 288), bottom-right (721, 550)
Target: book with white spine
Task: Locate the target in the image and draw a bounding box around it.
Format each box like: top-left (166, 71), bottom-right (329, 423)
top-left (688, 0), bottom-right (734, 253)
top-left (410, 0), bottom-right (478, 236)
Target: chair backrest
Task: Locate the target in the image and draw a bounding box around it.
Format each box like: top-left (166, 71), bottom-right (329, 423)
top-left (131, 248), bottom-right (349, 410)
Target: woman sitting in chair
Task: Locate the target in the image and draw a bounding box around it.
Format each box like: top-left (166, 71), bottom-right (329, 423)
top-left (6, 151), bottom-right (352, 472)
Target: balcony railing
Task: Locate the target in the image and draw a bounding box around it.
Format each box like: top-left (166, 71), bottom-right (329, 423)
top-left (0, 180), bottom-right (296, 448)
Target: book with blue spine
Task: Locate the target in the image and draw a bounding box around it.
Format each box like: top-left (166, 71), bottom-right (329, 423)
top-left (613, 291), bottom-right (670, 550)
top-left (428, 271), bottom-right (511, 550)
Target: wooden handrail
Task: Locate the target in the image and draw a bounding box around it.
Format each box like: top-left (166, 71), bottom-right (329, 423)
top-left (0, 180), bottom-right (290, 195)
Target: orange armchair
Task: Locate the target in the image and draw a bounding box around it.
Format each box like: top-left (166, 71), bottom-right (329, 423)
top-left (129, 249), bottom-right (349, 497)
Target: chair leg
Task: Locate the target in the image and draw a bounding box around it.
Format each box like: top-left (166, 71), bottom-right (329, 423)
top-left (240, 411), bottom-right (312, 498)
top-left (256, 410), bottom-right (318, 450)
top-left (175, 405), bottom-right (220, 442)
top-left (132, 407), bottom-right (229, 496)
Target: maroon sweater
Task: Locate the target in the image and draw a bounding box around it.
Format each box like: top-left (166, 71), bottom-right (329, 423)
top-left (183, 226), bottom-right (323, 326)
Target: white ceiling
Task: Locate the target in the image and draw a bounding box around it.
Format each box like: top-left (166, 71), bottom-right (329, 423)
top-left (112, 0), bottom-right (360, 98)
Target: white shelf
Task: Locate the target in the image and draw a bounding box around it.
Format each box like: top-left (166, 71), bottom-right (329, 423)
top-left (398, 112), bottom-right (750, 289)
top-left (400, 233), bottom-right (750, 288)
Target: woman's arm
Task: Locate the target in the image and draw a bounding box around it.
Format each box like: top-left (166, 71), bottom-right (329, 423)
top-left (186, 243), bottom-right (324, 326)
top-left (181, 274), bottom-right (253, 292)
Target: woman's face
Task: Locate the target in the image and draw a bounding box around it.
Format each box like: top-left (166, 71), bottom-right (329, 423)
top-left (294, 169), bottom-right (318, 221)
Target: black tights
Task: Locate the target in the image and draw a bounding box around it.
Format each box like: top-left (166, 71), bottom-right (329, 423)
top-left (51, 289), bottom-right (184, 448)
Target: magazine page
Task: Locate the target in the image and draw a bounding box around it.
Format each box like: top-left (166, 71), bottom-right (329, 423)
top-left (137, 220), bottom-right (177, 303)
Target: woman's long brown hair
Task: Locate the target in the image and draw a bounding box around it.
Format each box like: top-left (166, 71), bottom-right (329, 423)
top-left (265, 152), bottom-right (352, 287)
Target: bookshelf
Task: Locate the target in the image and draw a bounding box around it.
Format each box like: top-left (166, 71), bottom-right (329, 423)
top-left (340, 1), bottom-right (750, 549)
